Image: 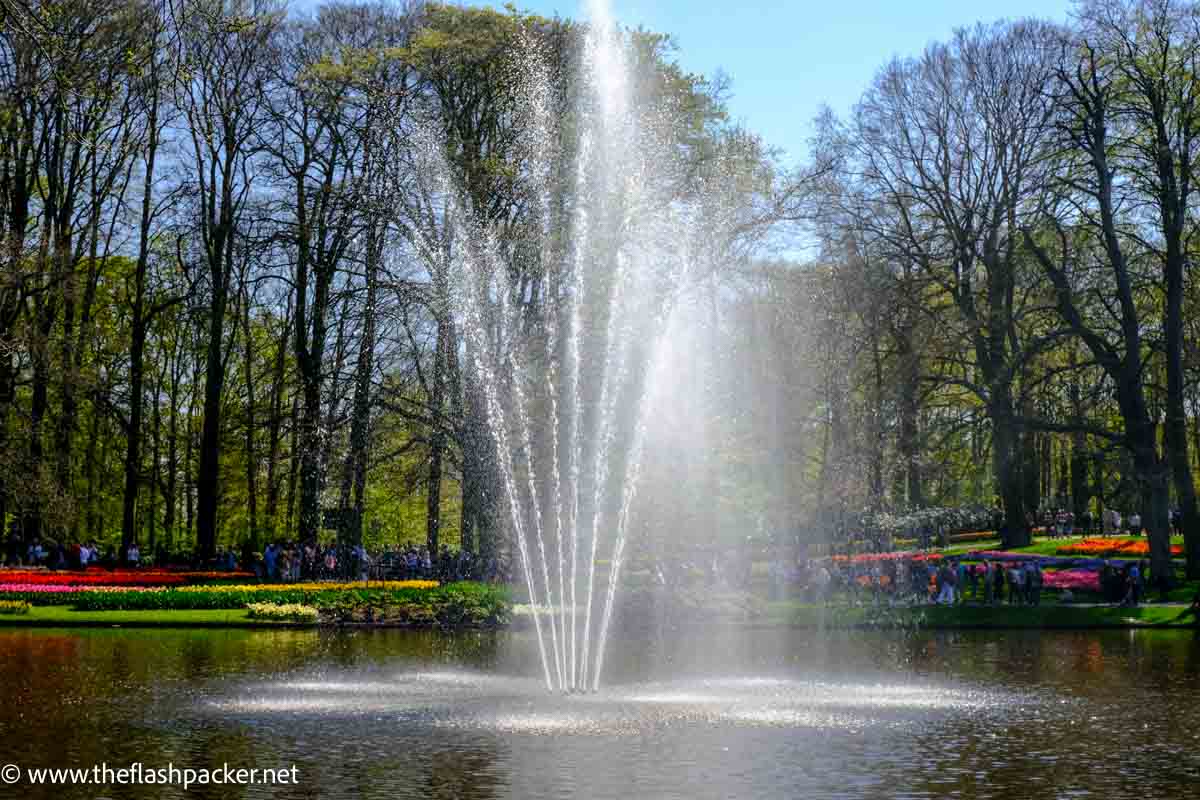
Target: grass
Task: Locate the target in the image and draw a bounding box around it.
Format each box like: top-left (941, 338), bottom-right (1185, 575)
top-left (0, 606), bottom-right (307, 627)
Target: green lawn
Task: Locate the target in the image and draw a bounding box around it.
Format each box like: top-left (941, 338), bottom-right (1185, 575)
top-left (0, 606), bottom-right (309, 627)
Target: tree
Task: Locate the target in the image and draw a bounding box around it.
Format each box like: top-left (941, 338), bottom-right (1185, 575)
top-left (843, 20), bottom-right (1062, 546)
top-left (177, 0), bottom-right (278, 560)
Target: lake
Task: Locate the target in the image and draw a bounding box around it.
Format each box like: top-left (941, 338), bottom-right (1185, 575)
top-left (1, 623), bottom-right (1199, 798)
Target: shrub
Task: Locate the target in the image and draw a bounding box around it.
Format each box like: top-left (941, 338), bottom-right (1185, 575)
top-left (0, 600), bottom-right (31, 615)
top-left (246, 602), bottom-right (319, 623)
top-left (70, 580), bottom-right (441, 611)
top-left (69, 581), bottom-right (509, 627)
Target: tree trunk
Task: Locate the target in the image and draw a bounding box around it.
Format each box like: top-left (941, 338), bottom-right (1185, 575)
top-left (25, 314), bottom-right (51, 543)
top-left (338, 226), bottom-right (379, 548)
top-left (264, 302), bottom-right (291, 543)
top-left (196, 296), bottom-right (227, 561)
top-left (241, 294), bottom-right (259, 551)
top-left (286, 394), bottom-right (301, 539)
top-left (426, 313), bottom-right (448, 555)
top-left (149, 363), bottom-right (164, 557)
top-left (992, 405), bottom-right (1028, 548)
top-left (164, 345), bottom-right (180, 555)
top-left (1164, 271), bottom-right (1199, 577)
top-left (897, 328), bottom-right (922, 508)
top-left (121, 307), bottom-right (148, 560)
top-left (184, 385), bottom-right (195, 549)
top-left (83, 397), bottom-right (100, 539)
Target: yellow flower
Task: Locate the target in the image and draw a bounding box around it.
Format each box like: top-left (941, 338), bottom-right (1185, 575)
top-left (175, 580), bottom-right (440, 594)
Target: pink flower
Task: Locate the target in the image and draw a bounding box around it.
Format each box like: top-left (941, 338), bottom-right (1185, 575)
top-left (1042, 569), bottom-right (1100, 592)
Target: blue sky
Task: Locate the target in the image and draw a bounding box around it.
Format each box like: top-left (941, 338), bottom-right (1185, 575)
top-left (497, 0), bottom-right (1077, 163)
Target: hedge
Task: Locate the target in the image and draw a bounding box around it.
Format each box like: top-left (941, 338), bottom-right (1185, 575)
top-left (70, 581), bottom-right (510, 627)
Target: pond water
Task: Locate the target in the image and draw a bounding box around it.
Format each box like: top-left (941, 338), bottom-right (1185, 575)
top-left (1, 623), bottom-right (1199, 799)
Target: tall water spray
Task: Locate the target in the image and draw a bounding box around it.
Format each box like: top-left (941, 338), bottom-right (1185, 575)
top-left (412, 0), bottom-right (707, 692)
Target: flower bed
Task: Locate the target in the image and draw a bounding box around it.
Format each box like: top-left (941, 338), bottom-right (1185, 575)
top-left (829, 551), bottom-right (942, 564)
top-left (246, 602), bottom-right (319, 623)
top-left (0, 569), bottom-right (254, 587)
top-left (1041, 569), bottom-right (1101, 593)
top-left (71, 580), bottom-right (443, 611)
top-left (1056, 539), bottom-right (1182, 558)
top-left (65, 581), bottom-right (507, 627)
top-left (0, 600), bottom-right (31, 615)
top-left (0, 579), bottom-right (442, 608)
top-left (949, 531), bottom-right (1000, 544)
top-left (0, 584), bottom-right (164, 605)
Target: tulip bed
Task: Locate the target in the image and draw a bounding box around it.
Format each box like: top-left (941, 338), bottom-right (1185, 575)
top-left (0, 578), bottom-right (508, 628)
top-left (829, 551), bottom-right (942, 564)
top-left (1041, 569), bottom-right (1102, 593)
top-left (70, 580), bottom-right (442, 611)
top-left (0, 584), bottom-right (160, 605)
top-left (1056, 538), bottom-right (1183, 558)
top-left (246, 602), bottom-right (320, 623)
top-left (0, 569), bottom-right (254, 587)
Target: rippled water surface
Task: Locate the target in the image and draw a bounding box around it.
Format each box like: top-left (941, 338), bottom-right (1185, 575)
top-left (2, 624), bottom-right (1199, 798)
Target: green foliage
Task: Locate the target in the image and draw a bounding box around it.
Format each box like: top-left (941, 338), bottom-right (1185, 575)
top-left (70, 581), bottom-right (510, 627)
top-left (0, 600), bottom-right (31, 615)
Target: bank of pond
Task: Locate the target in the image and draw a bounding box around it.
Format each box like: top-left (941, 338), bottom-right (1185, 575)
top-left (0, 573), bottom-right (510, 628)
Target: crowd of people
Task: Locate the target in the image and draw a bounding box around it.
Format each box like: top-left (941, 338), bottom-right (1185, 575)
top-left (2, 526), bottom-right (489, 584)
top-left (1027, 507), bottom-right (1182, 538)
top-left (768, 555), bottom-right (1156, 608)
top-left (255, 541), bottom-right (488, 582)
top-left (10, 537), bottom-right (131, 570)
top-left (797, 558), bottom-right (1050, 606)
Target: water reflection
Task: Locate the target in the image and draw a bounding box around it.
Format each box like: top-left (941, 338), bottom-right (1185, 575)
top-left (1, 627), bottom-right (1200, 799)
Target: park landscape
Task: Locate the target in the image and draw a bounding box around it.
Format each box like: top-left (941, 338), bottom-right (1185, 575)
top-left (5, 0), bottom-right (1200, 797)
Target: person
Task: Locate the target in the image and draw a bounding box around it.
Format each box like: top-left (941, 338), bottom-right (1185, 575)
top-left (1120, 563), bottom-right (1137, 607)
top-left (1028, 562), bottom-right (1043, 606)
top-left (968, 562), bottom-right (980, 601)
top-left (1129, 511), bottom-right (1142, 536)
top-left (4, 523), bottom-right (19, 566)
top-left (993, 560), bottom-right (1005, 605)
top-left (982, 561), bottom-right (994, 605)
top-left (264, 543), bottom-right (277, 580)
top-left (127, 542), bottom-right (140, 567)
top-left (1100, 561), bottom-right (1118, 603)
top-left (278, 547), bottom-right (292, 583)
top-left (936, 562), bottom-right (956, 605)
top-left (813, 562), bottom-right (831, 603)
top-left (1007, 562), bottom-right (1024, 605)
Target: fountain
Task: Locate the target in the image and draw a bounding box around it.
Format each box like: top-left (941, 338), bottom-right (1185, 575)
top-left (404, 0), bottom-right (718, 692)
